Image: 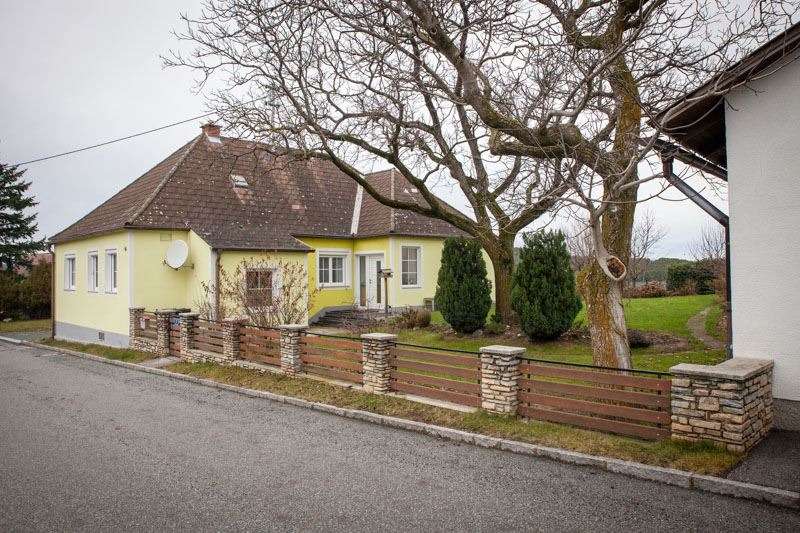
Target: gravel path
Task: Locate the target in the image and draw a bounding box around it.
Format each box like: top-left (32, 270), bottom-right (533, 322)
top-left (686, 307), bottom-right (725, 350)
top-left (1, 341), bottom-right (798, 531)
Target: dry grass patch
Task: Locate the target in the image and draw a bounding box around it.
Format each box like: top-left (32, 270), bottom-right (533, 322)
top-left (40, 339), bottom-right (154, 364)
top-left (166, 361), bottom-right (740, 475)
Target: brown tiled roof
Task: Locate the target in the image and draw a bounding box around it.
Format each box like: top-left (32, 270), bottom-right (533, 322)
top-left (50, 133), bottom-right (466, 249)
top-left (356, 169), bottom-right (469, 238)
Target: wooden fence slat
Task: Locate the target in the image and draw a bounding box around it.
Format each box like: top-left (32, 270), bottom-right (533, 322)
top-left (391, 381), bottom-right (481, 407)
top-left (241, 328), bottom-right (280, 340)
top-left (518, 405), bottom-right (670, 440)
top-left (302, 346), bottom-right (362, 363)
top-left (520, 379), bottom-right (670, 409)
top-left (194, 342), bottom-right (223, 354)
top-left (304, 365), bottom-right (362, 383)
top-left (301, 354), bottom-right (363, 373)
top-left (519, 392), bottom-right (670, 424)
top-left (194, 334), bottom-right (224, 346)
top-left (240, 352), bottom-right (280, 366)
top-left (390, 359), bottom-right (480, 381)
top-left (392, 347), bottom-right (479, 368)
top-left (519, 362), bottom-right (670, 392)
top-left (390, 371), bottom-right (480, 395)
top-left (304, 336), bottom-right (362, 351)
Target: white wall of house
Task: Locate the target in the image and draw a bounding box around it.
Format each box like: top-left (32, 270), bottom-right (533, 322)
top-left (725, 51), bottom-right (800, 418)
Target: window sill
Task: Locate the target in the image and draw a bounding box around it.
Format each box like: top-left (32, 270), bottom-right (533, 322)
top-left (400, 285), bottom-right (422, 289)
top-left (319, 284), bottom-right (349, 290)
top-left (64, 288), bottom-right (76, 292)
top-left (105, 290), bottom-right (118, 295)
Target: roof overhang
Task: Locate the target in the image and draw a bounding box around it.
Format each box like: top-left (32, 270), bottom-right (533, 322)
top-left (656, 22), bottom-right (800, 168)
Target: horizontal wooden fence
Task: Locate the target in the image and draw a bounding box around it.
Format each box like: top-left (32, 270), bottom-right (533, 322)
top-left (389, 344), bottom-right (481, 407)
top-left (240, 326), bottom-right (280, 366)
top-left (193, 320), bottom-right (224, 354)
top-left (517, 360), bottom-right (672, 440)
top-left (139, 312), bottom-right (158, 340)
top-left (301, 334), bottom-right (363, 384)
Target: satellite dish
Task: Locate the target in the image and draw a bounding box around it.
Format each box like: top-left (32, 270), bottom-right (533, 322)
top-left (165, 240), bottom-right (189, 269)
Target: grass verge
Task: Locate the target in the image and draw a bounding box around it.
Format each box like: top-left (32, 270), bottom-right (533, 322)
top-left (0, 318), bottom-right (51, 333)
top-left (705, 303), bottom-right (725, 341)
top-left (165, 360), bottom-right (740, 475)
top-left (40, 338), bottom-right (154, 364)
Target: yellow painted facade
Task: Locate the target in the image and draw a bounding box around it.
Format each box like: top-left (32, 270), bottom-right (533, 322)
top-left (54, 228), bottom-right (495, 345)
top-left (53, 230), bottom-right (131, 336)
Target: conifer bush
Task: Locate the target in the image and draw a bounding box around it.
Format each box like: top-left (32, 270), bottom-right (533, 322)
top-left (435, 237), bottom-right (492, 333)
top-left (512, 231), bottom-right (582, 340)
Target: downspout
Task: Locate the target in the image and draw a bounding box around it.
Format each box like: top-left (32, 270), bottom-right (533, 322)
top-left (50, 244), bottom-right (55, 340)
top-left (661, 155), bottom-right (733, 358)
top-left (213, 249), bottom-right (221, 320)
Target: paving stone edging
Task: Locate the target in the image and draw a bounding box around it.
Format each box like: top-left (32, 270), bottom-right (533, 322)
top-left (6, 336), bottom-right (798, 510)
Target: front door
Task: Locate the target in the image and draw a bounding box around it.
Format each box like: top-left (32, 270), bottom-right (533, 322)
top-left (358, 254), bottom-right (383, 309)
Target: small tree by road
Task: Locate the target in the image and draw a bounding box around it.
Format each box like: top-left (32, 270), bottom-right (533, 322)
top-left (0, 162), bottom-right (44, 271)
top-left (435, 237), bottom-right (491, 334)
top-left (512, 231), bottom-right (581, 341)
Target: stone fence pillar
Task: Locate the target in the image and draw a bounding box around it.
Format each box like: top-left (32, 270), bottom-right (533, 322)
top-left (154, 309), bottom-right (176, 357)
top-left (361, 333), bottom-right (397, 393)
top-left (279, 325), bottom-right (307, 376)
top-left (179, 312), bottom-right (199, 358)
top-left (479, 345), bottom-right (523, 415)
top-left (222, 318), bottom-right (247, 363)
top-left (129, 307), bottom-right (145, 339)
top-left (670, 358), bottom-right (774, 452)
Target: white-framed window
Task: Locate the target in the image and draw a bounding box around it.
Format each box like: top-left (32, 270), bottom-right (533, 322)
top-left (401, 246), bottom-right (421, 287)
top-left (318, 253), bottom-right (347, 287)
top-left (245, 269), bottom-right (274, 307)
top-left (87, 252), bottom-right (99, 292)
top-left (64, 255), bottom-right (76, 291)
top-left (105, 250), bottom-right (118, 293)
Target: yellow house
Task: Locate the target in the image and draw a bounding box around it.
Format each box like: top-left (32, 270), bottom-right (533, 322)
top-left (50, 124), bottom-right (488, 347)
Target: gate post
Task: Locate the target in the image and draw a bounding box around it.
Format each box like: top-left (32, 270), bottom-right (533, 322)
top-left (154, 309), bottom-right (176, 357)
top-left (279, 324), bottom-right (307, 375)
top-left (361, 333), bottom-right (397, 393)
top-left (479, 345), bottom-right (523, 415)
top-left (179, 312), bottom-right (199, 359)
top-left (222, 318), bottom-right (247, 363)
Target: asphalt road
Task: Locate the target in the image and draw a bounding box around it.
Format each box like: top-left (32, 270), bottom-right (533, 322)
top-left (1, 342), bottom-right (798, 532)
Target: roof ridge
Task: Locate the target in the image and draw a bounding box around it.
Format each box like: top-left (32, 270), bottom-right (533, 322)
top-left (126, 134), bottom-right (203, 225)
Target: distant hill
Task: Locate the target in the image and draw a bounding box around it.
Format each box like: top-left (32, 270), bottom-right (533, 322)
top-left (639, 257), bottom-right (691, 282)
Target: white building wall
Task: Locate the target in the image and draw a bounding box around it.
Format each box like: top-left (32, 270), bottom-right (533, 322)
top-left (725, 52), bottom-right (800, 407)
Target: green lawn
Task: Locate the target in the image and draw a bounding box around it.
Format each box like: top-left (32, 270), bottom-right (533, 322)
top-left (575, 294), bottom-right (716, 337)
top-left (705, 302), bottom-right (725, 341)
top-left (405, 295), bottom-right (724, 372)
top-left (0, 318), bottom-right (51, 333)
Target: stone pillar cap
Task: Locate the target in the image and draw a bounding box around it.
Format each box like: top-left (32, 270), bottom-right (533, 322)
top-left (222, 317), bottom-right (249, 324)
top-left (154, 308), bottom-right (178, 314)
top-left (178, 312), bottom-right (201, 318)
top-left (361, 332), bottom-right (397, 341)
top-left (670, 358), bottom-right (773, 381)
top-left (278, 324), bottom-right (308, 331)
top-left (479, 345), bottom-right (526, 356)
top-left (129, 307), bottom-right (146, 311)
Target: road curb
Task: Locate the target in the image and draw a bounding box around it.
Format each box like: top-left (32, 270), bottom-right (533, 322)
top-left (9, 338), bottom-right (799, 510)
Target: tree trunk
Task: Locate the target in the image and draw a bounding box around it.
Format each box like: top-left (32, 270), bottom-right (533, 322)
top-left (578, 265), bottom-right (631, 369)
top-left (485, 234), bottom-right (516, 323)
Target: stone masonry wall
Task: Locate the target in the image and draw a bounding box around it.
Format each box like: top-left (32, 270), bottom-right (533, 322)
top-left (670, 358), bottom-right (774, 452)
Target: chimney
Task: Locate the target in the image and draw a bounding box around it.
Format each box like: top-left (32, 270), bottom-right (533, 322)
top-left (201, 122), bottom-right (221, 139)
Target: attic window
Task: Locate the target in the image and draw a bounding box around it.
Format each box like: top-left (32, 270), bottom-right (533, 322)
top-left (230, 174), bottom-right (249, 188)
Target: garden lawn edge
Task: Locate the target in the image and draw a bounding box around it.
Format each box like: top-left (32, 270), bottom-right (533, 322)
top-left (7, 336), bottom-right (798, 511)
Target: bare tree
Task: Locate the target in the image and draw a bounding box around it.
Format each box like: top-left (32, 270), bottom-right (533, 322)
top-left (689, 223), bottom-right (725, 265)
top-left (195, 258), bottom-right (317, 327)
top-left (568, 208), bottom-right (665, 284)
top-left (168, 1), bottom-right (793, 367)
top-left (629, 209), bottom-right (667, 286)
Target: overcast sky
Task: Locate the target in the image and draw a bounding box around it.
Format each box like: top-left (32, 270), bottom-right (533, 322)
top-left (0, 0), bottom-right (728, 259)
